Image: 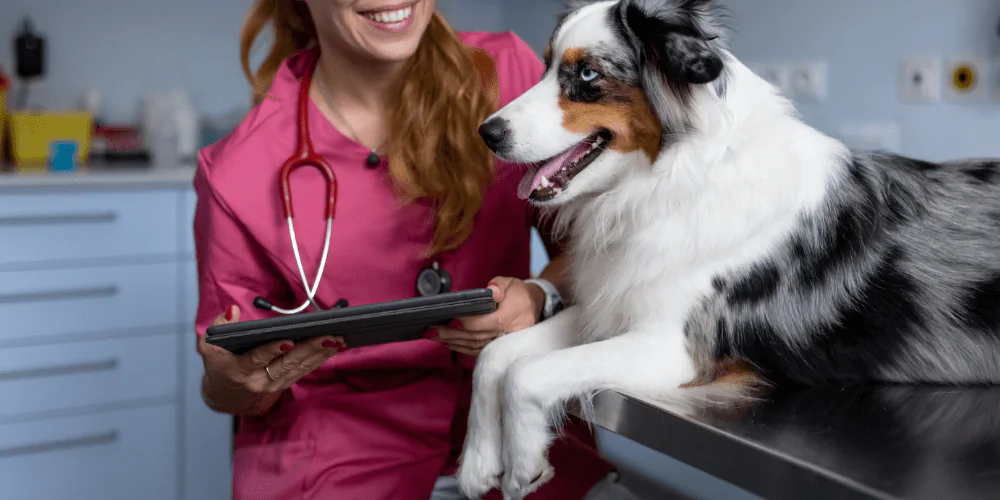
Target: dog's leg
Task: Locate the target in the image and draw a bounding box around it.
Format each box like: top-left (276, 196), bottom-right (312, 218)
top-left (456, 306), bottom-right (580, 498)
top-left (500, 328), bottom-right (695, 500)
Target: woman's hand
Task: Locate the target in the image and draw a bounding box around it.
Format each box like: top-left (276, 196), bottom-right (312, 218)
top-left (196, 304), bottom-right (347, 417)
top-left (427, 277), bottom-right (545, 356)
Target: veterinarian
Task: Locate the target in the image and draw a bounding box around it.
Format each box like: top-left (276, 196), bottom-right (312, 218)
top-left (191, 1), bottom-right (620, 499)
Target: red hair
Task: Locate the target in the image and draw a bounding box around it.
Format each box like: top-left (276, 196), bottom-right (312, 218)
top-left (240, 2), bottom-right (498, 254)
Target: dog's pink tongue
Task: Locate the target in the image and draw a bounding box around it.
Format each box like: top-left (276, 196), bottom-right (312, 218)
top-left (516, 144), bottom-right (587, 200)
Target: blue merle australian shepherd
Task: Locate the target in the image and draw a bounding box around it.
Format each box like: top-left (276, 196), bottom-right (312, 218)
top-left (456, 1), bottom-right (1000, 498)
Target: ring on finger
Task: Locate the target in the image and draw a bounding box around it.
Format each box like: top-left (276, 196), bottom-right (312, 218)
top-left (265, 365), bottom-right (279, 381)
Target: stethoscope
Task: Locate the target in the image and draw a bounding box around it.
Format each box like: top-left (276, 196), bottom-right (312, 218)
top-left (253, 59), bottom-right (451, 315)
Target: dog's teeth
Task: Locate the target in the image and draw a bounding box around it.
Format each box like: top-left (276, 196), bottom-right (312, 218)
top-left (540, 177), bottom-right (550, 188)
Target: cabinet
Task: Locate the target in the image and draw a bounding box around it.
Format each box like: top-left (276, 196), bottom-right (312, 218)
top-left (0, 171), bottom-right (231, 500)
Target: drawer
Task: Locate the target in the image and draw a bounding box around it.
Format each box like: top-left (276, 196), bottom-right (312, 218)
top-left (182, 188), bottom-right (197, 256)
top-left (0, 405), bottom-right (178, 500)
top-left (0, 334), bottom-right (179, 420)
top-left (0, 190), bottom-right (180, 266)
top-left (0, 262), bottom-right (179, 345)
top-left (182, 260), bottom-right (198, 330)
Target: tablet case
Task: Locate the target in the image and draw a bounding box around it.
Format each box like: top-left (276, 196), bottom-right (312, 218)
top-left (205, 288), bottom-right (497, 354)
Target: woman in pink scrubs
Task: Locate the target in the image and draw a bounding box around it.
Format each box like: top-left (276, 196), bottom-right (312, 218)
top-left (192, 1), bottom-right (622, 499)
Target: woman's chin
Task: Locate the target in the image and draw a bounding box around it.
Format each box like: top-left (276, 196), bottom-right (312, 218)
top-left (364, 39), bottom-right (424, 64)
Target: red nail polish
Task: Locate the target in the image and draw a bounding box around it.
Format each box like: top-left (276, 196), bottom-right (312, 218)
top-left (424, 329), bottom-right (439, 339)
top-left (322, 340), bottom-right (338, 349)
top-left (225, 305), bottom-right (234, 321)
top-left (280, 344), bottom-right (293, 352)
top-left (488, 282), bottom-right (499, 288)
top-left (448, 319), bottom-right (463, 329)
top-left (337, 345), bottom-right (348, 353)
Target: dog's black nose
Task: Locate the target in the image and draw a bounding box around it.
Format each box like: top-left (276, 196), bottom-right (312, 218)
top-left (478, 118), bottom-right (511, 152)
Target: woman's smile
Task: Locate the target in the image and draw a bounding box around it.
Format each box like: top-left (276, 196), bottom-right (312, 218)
top-left (358, 2), bottom-right (419, 34)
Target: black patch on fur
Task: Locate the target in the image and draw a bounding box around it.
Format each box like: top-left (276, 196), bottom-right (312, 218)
top-left (711, 276), bottom-right (726, 292)
top-left (622, 2), bottom-right (724, 85)
top-left (960, 275), bottom-right (1000, 332)
top-left (559, 59), bottom-right (606, 103)
top-left (798, 160), bottom-right (879, 289)
top-left (964, 162), bottom-right (998, 184)
top-left (737, 247), bottom-right (922, 386)
top-left (901, 157), bottom-right (940, 173)
top-left (727, 263), bottom-right (781, 306)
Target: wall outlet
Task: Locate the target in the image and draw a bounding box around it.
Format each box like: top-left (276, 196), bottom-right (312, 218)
top-left (899, 57), bottom-right (941, 103)
top-left (944, 56), bottom-right (988, 102)
top-left (787, 61), bottom-right (828, 102)
top-left (748, 62), bottom-right (791, 96)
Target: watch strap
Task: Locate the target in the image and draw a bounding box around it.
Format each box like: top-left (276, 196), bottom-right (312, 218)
top-left (525, 278), bottom-right (564, 321)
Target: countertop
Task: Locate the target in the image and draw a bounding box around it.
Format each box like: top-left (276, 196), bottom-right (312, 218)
top-left (590, 385), bottom-right (1000, 500)
top-left (0, 162), bottom-right (196, 192)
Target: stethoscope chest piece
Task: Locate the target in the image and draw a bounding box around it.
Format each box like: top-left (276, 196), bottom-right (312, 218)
top-left (416, 261), bottom-right (451, 297)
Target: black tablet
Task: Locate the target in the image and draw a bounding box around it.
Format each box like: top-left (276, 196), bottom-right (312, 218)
top-left (205, 288), bottom-right (497, 354)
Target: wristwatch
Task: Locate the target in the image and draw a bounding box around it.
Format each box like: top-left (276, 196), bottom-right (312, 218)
top-left (524, 278), bottom-right (565, 321)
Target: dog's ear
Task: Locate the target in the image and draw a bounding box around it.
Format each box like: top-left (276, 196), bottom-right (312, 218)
top-left (622, 0), bottom-right (725, 84)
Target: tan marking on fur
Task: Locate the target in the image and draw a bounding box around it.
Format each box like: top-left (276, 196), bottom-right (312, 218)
top-left (561, 47), bottom-right (585, 65)
top-left (559, 90), bottom-right (662, 160)
top-left (543, 45), bottom-right (552, 64)
top-left (680, 358), bottom-right (763, 388)
top-left (558, 48), bottom-right (662, 160)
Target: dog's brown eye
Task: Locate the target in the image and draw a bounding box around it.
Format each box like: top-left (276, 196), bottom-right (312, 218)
top-left (579, 67), bottom-right (600, 82)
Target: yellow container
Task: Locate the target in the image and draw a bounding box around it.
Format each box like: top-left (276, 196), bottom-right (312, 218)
top-left (0, 89), bottom-right (6, 162)
top-left (9, 111), bottom-right (93, 166)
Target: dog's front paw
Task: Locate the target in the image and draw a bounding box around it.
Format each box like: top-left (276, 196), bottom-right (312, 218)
top-left (456, 444), bottom-right (503, 499)
top-left (500, 455), bottom-right (553, 500)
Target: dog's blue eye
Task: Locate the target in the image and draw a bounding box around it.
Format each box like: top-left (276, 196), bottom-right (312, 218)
top-left (580, 68), bottom-right (599, 82)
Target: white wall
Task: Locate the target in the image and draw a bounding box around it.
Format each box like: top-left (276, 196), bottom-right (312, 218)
top-left (724, 0), bottom-right (1000, 163)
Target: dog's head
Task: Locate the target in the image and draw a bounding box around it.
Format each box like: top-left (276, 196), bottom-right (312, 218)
top-left (479, 0), bottom-right (728, 205)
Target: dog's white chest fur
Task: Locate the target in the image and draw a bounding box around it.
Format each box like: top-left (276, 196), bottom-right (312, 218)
top-left (567, 85), bottom-right (844, 345)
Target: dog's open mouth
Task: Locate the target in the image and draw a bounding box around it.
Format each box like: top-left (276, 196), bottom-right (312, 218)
top-left (517, 130), bottom-right (613, 202)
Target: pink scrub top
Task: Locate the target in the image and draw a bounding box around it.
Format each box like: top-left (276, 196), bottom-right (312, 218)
top-left (192, 31), bottom-right (613, 500)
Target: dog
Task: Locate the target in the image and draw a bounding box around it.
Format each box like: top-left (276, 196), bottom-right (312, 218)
top-left (458, 0), bottom-right (1000, 498)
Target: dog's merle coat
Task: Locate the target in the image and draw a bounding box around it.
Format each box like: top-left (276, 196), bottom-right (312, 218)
top-left (556, 0), bottom-right (1000, 389)
top-left (691, 154), bottom-right (1000, 388)
top-left (457, 1), bottom-right (1000, 497)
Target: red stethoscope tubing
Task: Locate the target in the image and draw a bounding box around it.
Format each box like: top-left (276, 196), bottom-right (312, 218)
top-left (267, 63), bottom-right (337, 315)
top-left (281, 63), bottom-right (337, 220)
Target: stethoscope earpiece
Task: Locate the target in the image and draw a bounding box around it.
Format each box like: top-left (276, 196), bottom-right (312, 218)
top-left (253, 297), bottom-right (274, 311)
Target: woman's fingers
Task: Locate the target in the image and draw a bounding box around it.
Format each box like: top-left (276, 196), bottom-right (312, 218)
top-left (198, 305), bottom-right (246, 367)
top-left (448, 345), bottom-right (483, 356)
top-left (212, 304), bottom-right (240, 326)
top-left (263, 335), bottom-right (345, 382)
top-left (428, 326), bottom-right (497, 343)
top-left (236, 340), bottom-right (295, 374)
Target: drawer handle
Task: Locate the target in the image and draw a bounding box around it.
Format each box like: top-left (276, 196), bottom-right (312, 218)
top-left (0, 285), bottom-right (118, 304)
top-left (0, 358), bottom-right (119, 382)
top-left (0, 211), bottom-right (118, 226)
top-left (0, 431), bottom-right (119, 458)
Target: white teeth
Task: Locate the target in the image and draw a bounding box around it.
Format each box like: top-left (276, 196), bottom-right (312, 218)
top-left (364, 6), bottom-right (412, 24)
top-left (540, 177), bottom-right (550, 188)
